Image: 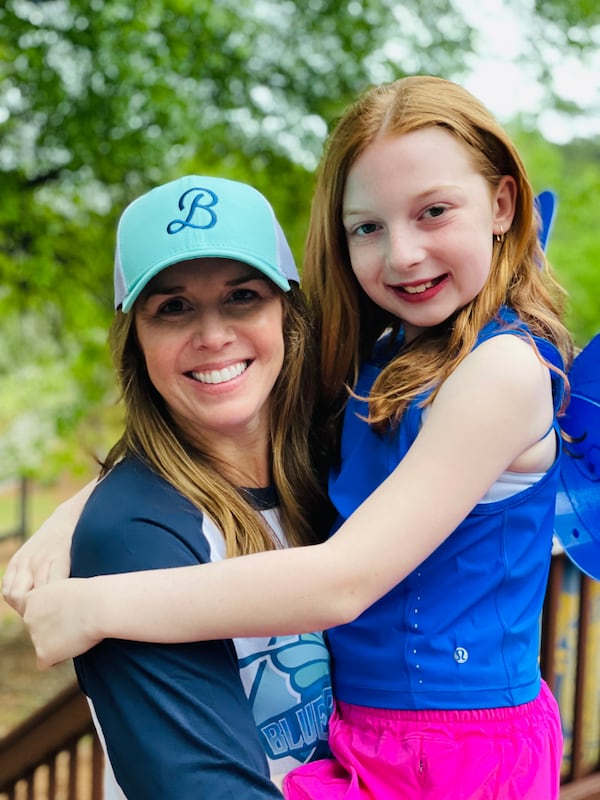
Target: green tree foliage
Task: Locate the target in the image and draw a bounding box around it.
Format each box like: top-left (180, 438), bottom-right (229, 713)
top-left (542, 140), bottom-right (600, 347)
top-left (0, 0), bottom-right (598, 475)
top-left (0, 0), bottom-right (474, 475)
top-left (534, 0), bottom-right (600, 46)
top-left (510, 126), bottom-right (600, 347)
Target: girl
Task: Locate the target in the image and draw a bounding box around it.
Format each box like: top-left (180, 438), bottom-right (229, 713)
top-left (7, 78), bottom-right (574, 798)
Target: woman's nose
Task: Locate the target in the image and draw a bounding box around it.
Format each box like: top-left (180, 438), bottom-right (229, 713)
top-left (190, 311), bottom-right (235, 349)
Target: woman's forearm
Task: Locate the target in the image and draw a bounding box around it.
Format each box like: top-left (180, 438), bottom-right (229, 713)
top-left (2, 478), bottom-right (98, 614)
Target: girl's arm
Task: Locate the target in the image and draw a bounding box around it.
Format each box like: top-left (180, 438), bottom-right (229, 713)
top-left (2, 479), bottom-right (97, 615)
top-left (23, 335), bottom-right (555, 667)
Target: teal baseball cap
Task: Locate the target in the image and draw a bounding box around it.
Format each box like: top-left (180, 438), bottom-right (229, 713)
top-left (114, 175), bottom-right (300, 312)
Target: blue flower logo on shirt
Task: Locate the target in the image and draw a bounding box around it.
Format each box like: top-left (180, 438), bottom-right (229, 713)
top-left (237, 633), bottom-right (332, 765)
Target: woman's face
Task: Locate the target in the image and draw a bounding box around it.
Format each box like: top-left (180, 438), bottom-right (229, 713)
top-left (134, 258), bottom-right (285, 454)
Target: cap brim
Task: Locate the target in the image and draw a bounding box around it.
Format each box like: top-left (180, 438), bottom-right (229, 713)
top-left (121, 251), bottom-right (291, 312)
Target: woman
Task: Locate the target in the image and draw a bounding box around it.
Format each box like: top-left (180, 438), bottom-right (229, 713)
top-left (4, 175), bottom-right (332, 799)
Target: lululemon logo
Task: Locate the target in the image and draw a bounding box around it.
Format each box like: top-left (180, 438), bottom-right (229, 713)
top-left (167, 187), bottom-right (218, 234)
top-left (453, 647), bottom-right (469, 664)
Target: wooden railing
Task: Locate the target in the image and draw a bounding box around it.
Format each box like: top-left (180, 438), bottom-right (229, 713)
top-left (0, 683), bottom-right (102, 800)
top-left (543, 553), bottom-right (600, 799)
top-left (0, 552), bottom-right (598, 799)
top-left (0, 478), bottom-right (29, 545)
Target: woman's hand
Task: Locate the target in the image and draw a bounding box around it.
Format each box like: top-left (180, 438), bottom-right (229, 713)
top-left (23, 578), bottom-right (103, 669)
top-left (2, 479), bottom-right (97, 615)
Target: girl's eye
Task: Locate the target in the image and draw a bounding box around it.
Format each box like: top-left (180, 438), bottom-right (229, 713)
top-left (423, 205), bottom-right (446, 219)
top-left (354, 222), bottom-right (380, 236)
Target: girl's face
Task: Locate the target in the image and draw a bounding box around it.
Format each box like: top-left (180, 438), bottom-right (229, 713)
top-left (135, 258), bottom-right (285, 455)
top-left (342, 127), bottom-right (516, 343)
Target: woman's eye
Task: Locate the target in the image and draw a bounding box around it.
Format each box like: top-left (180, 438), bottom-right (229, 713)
top-left (227, 288), bottom-right (259, 304)
top-left (157, 297), bottom-right (188, 315)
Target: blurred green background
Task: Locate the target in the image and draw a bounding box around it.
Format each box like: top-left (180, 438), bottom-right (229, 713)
top-left (1, 0), bottom-right (599, 483)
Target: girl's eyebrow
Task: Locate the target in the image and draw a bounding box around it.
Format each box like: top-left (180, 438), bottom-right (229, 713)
top-left (415, 185), bottom-right (461, 199)
top-left (342, 208), bottom-right (370, 219)
top-left (343, 184), bottom-right (462, 218)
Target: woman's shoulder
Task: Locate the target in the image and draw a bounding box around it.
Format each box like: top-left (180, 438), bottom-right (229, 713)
top-left (85, 456), bottom-right (201, 530)
top-left (72, 456), bottom-right (213, 576)
top-left (97, 456), bottom-right (184, 496)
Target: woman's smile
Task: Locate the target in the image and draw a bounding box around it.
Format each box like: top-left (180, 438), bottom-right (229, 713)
top-left (188, 360), bottom-right (249, 385)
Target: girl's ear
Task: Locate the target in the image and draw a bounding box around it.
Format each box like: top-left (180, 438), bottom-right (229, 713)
top-left (492, 175), bottom-right (517, 236)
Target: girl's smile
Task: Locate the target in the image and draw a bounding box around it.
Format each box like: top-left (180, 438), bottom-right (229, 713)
top-left (389, 274), bottom-right (449, 303)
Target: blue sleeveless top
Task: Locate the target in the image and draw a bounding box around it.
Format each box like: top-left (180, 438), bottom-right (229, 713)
top-left (327, 307), bottom-right (565, 710)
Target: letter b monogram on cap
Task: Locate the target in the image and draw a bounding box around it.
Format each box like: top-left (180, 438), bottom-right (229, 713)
top-left (167, 187), bottom-right (219, 234)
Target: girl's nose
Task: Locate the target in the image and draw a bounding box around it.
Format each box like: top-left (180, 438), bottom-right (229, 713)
top-left (386, 225), bottom-right (426, 273)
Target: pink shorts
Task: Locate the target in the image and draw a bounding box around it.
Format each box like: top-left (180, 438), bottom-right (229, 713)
top-left (283, 681), bottom-right (563, 799)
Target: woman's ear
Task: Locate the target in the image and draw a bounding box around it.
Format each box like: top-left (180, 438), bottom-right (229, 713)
top-left (492, 175), bottom-right (517, 236)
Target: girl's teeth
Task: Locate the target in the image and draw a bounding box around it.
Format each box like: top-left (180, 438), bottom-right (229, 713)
top-left (192, 362), bottom-right (247, 385)
top-left (403, 280), bottom-right (435, 295)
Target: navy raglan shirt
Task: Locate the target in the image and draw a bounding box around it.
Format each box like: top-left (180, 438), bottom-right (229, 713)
top-left (71, 456), bottom-right (283, 800)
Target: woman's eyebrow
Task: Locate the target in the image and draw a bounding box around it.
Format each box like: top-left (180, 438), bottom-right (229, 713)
top-left (141, 270), bottom-right (266, 302)
top-left (142, 284), bottom-right (185, 301)
top-left (226, 271), bottom-right (266, 286)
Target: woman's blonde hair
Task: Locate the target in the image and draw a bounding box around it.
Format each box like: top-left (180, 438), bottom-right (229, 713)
top-left (303, 75), bottom-right (573, 440)
top-left (102, 282), bottom-right (325, 557)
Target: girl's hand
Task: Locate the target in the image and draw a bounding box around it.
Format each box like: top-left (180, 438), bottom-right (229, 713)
top-left (2, 479), bottom-right (97, 615)
top-left (22, 578), bottom-right (102, 669)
